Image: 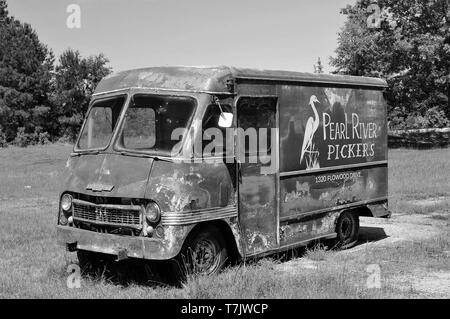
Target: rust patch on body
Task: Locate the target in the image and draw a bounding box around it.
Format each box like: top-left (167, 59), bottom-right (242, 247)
top-left (280, 211), bottom-right (339, 245)
top-left (146, 160), bottom-right (236, 213)
top-left (239, 174), bottom-right (277, 255)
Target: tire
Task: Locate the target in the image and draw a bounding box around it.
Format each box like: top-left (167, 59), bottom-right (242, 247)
top-left (177, 225), bottom-right (228, 278)
top-left (333, 211), bottom-right (360, 249)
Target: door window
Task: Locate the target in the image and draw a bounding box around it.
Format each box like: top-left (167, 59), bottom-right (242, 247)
top-left (237, 97), bottom-right (276, 156)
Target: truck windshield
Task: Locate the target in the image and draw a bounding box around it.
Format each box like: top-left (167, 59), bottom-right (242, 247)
top-left (117, 94), bottom-right (195, 153)
top-left (77, 95), bottom-right (126, 150)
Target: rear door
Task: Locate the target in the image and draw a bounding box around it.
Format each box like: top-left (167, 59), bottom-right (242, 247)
top-left (236, 96), bottom-right (279, 256)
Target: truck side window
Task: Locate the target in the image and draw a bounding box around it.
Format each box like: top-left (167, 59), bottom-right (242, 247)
top-left (202, 104), bottom-right (232, 156)
top-left (237, 97), bottom-right (276, 156)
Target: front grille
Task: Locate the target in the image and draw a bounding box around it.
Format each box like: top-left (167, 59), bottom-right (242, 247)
top-left (72, 200), bottom-right (142, 228)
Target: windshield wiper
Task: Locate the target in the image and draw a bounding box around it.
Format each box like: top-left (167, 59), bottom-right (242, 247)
top-left (119, 151), bottom-right (171, 162)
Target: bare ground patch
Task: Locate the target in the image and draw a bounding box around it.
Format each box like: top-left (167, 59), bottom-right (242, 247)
top-left (274, 212), bottom-right (449, 298)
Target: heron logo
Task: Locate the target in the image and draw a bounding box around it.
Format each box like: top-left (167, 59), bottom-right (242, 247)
top-left (300, 95), bottom-right (321, 170)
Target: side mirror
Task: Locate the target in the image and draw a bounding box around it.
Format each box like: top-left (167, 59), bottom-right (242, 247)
top-left (218, 112), bottom-right (233, 128)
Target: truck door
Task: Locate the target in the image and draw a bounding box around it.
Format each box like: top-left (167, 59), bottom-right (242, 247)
top-left (236, 96), bottom-right (279, 256)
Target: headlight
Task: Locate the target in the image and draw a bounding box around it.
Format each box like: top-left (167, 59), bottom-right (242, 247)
top-left (61, 194), bottom-right (73, 212)
top-left (145, 202), bottom-right (161, 223)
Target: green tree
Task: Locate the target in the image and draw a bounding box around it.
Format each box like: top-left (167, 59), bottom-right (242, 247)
top-left (0, 0), bottom-right (54, 142)
top-left (51, 49), bottom-right (111, 141)
top-left (331, 0), bottom-right (450, 129)
top-left (0, 0), bottom-right (7, 21)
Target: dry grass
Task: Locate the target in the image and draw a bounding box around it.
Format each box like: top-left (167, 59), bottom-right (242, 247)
top-left (0, 144), bottom-right (449, 298)
top-left (182, 235), bottom-right (450, 299)
top-left (388, 148), bottom-right (450, 216)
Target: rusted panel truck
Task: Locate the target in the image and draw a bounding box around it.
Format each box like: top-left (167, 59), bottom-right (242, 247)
top-left (56, 66), bottom-right (389, 275)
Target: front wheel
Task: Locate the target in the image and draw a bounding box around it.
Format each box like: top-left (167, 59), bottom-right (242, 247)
top-left (333, 211), bottom-right (360, 249)
top-left (177, 225), bottom-right (228, 278)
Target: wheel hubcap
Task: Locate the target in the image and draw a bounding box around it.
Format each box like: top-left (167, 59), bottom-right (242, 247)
top-left (192, 239), bottom-right (218, 274)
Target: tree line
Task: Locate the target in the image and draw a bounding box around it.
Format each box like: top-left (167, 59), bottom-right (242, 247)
top-left (0, 0), bottom-right (110, 147)
top-left (331, 0), bottom-right (449, 130)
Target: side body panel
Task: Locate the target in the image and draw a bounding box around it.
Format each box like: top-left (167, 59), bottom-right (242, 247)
top-left (278, 86), bottom-right (387, 172)
top-left (235, 81), bottom-right (388, 252)
top-left (144, 158), bottom-right (242, 257)
top-left (278, 84), bottom-right (388, 246)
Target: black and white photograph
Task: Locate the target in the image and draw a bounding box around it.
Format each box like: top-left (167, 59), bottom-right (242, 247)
top-left (0, 0), bottom-right (449, 304)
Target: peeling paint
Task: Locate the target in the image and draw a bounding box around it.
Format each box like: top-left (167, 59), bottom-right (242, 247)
top-left (279, 212), bottom-right (339, 245)
top-left (281, 166), bottom-right (387, 218)
top-left (146, 160), bottom-right (236, 213)
top-left (64, 153), bottom-right (152, 198)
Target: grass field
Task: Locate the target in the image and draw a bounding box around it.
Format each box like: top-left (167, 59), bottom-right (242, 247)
top-left (0, 144), bottom-right (449, 298)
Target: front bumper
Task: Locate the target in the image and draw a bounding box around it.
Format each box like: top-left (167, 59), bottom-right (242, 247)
top-left (56, 225), bottom-right (185, 260)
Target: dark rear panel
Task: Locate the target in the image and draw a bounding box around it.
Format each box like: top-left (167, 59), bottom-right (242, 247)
top-left (278, 85), bottom-right (387, 221)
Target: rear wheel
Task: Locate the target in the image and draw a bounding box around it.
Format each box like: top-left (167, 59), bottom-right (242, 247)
top-left (333, 211), bottom-right (359, 249)
top-left (177, 225), bottom-right (228, 278)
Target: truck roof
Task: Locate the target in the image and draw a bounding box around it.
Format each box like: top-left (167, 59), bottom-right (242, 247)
top-left (93, 66), bottom-right (388, 96)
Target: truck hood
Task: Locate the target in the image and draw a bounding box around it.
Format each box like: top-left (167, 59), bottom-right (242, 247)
top-left (63, 153), bottom-right (154, 199)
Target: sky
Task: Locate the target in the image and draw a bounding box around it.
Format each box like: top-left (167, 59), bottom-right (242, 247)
top-left (7, 0), bottom-right (356, 73)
